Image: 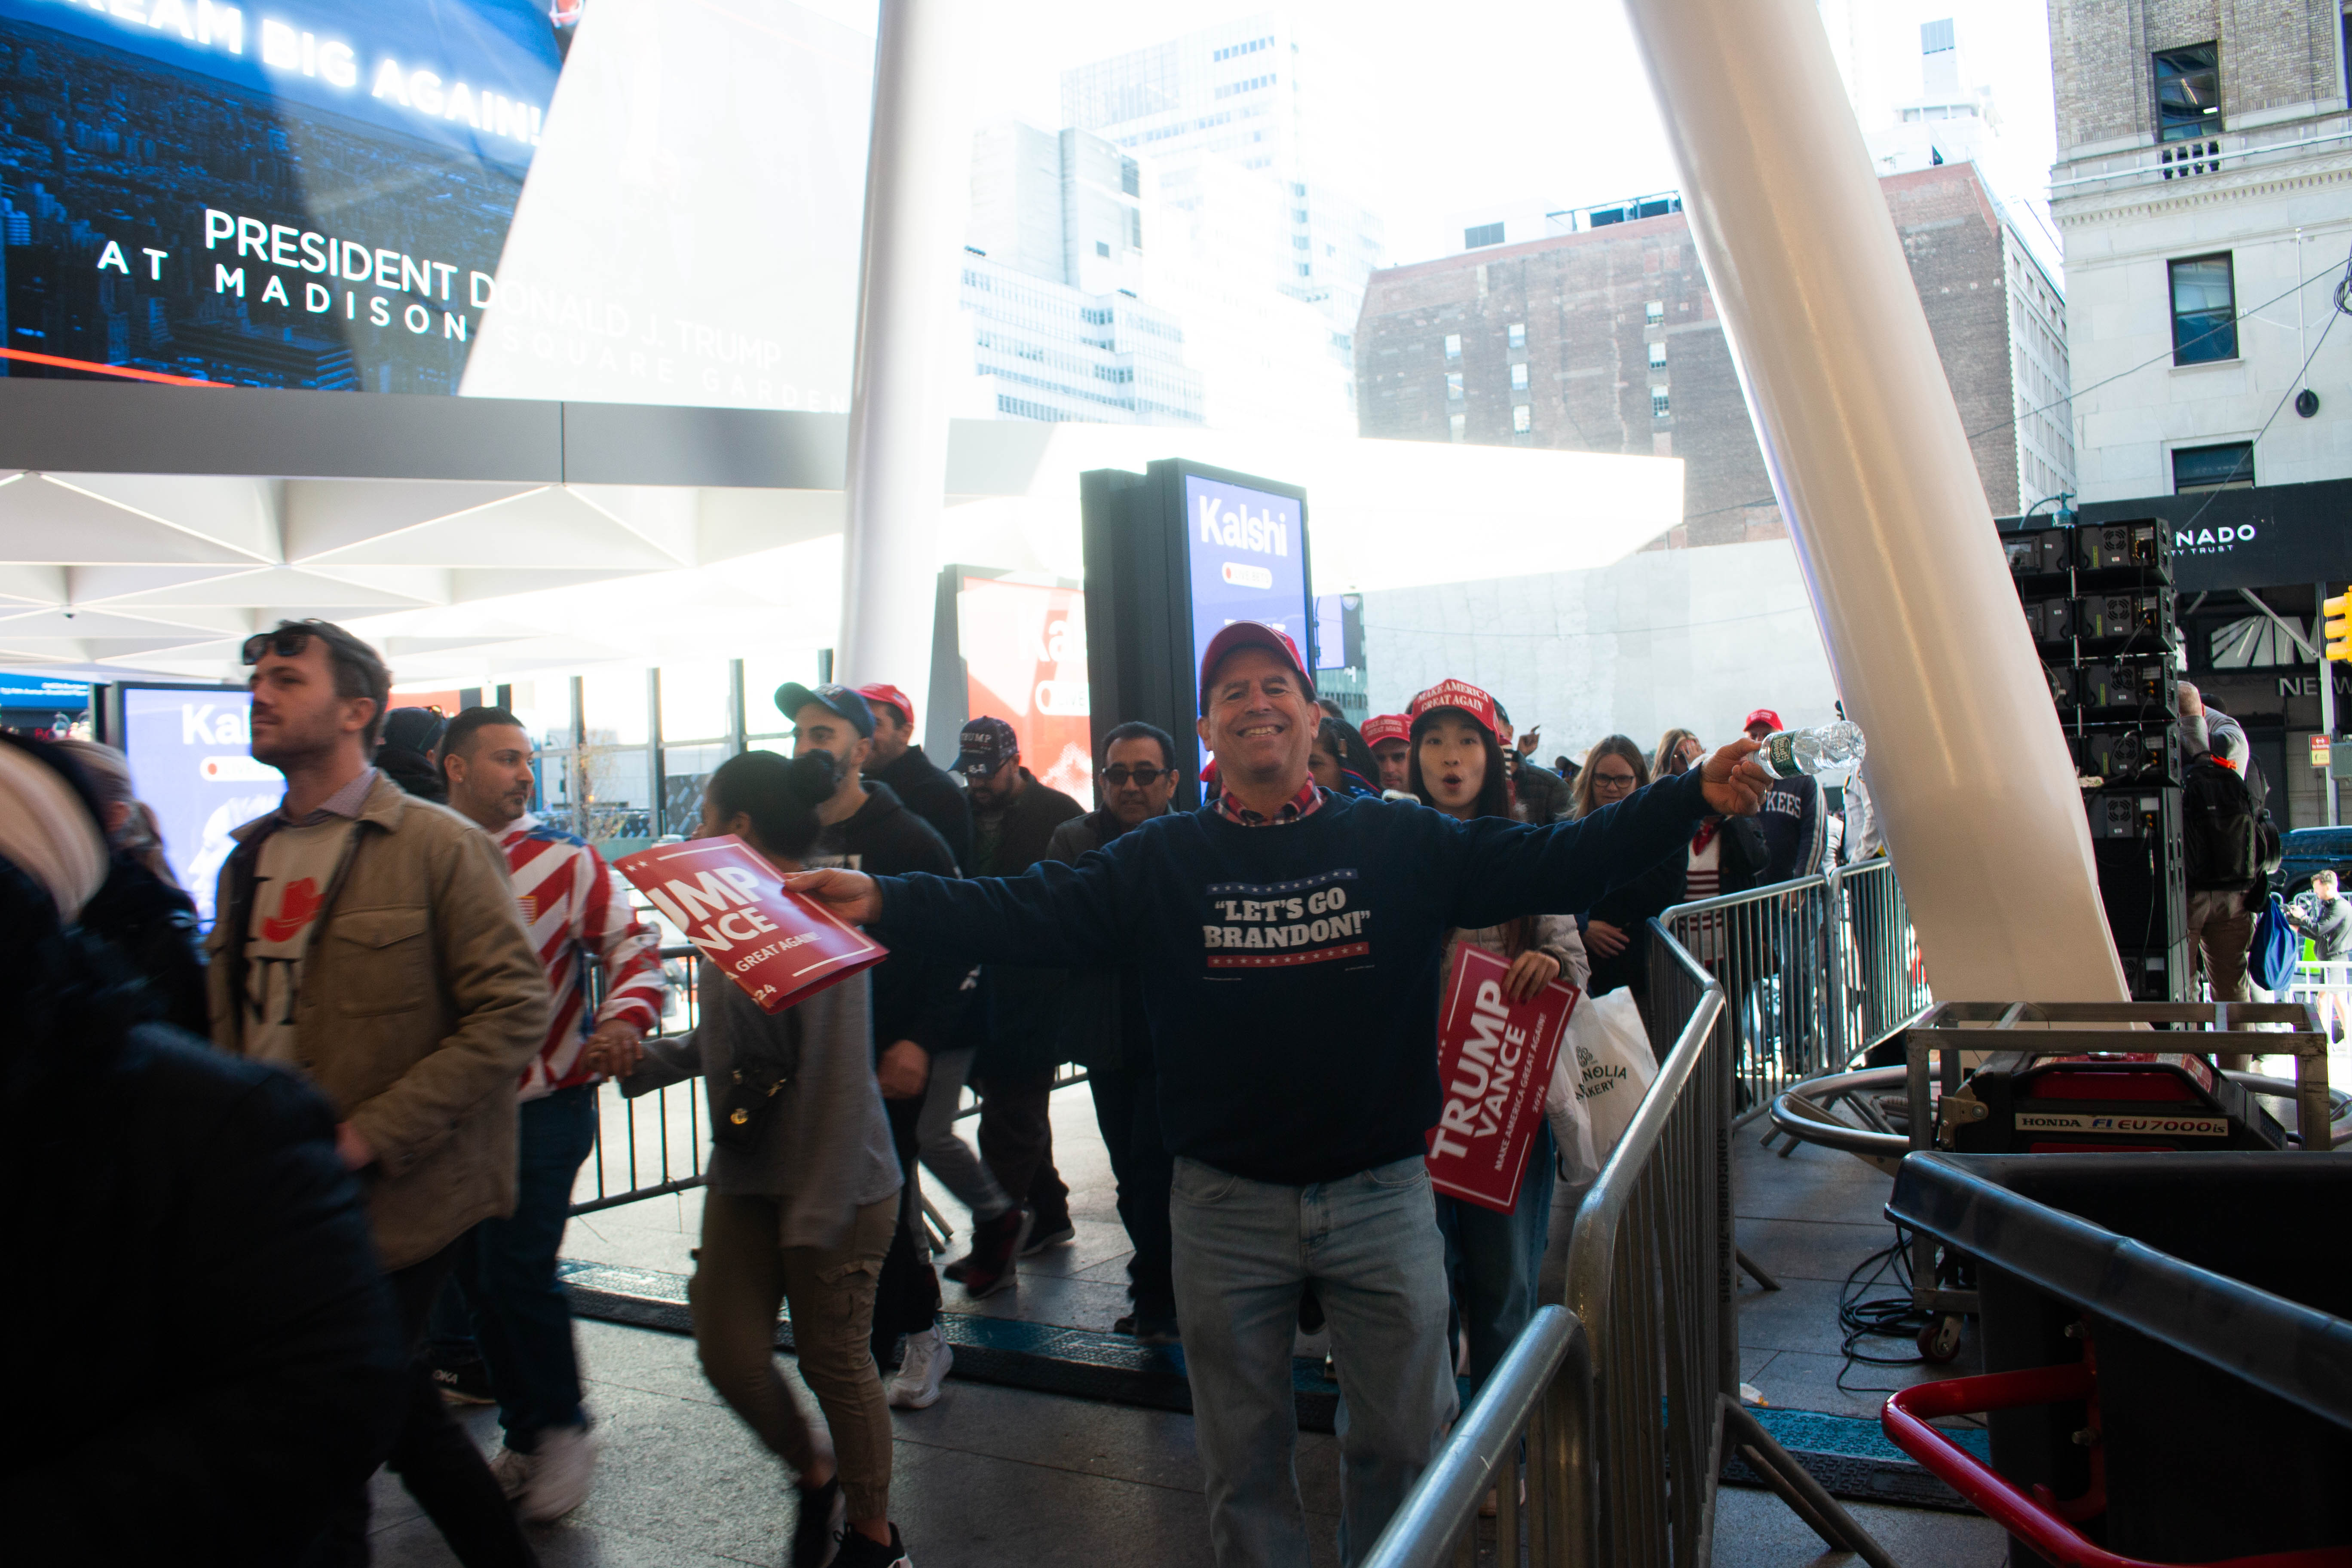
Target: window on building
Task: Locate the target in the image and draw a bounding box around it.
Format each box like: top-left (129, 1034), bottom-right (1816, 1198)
top-left (1296, 263), bottom-right (1311, 277)
top-left (1292, 235), bottom-right (1310, 249)
top-left (1508, 322), bottom-right (1526, 349)
top-left (1447, 372), bottom-right (1464, 401)
top-left (1464, 221), bottom-right (1505, 249)
top-left (1645, 299), bottom-right (1664, 325)
top-left (2154, 43), bottom-right (2220, 141)
top-left (1510, 363), bottom-right (1529, 391)
top-left (2168, 254), bottom-right (2236, 364)
top-left (2172, 441), bottom-right (2253, 493)
top-left (1121, 158), bottom-right (1139, 197)
top-left (1648, 340), bottom-right (1668, 368)
top-left (1096, 240), bottom-right (1111, 257)
top-left (1651, 386), bottom-right (1670, 419)
top-left (1444, 334), bottom-right (1461, 360)
top-left (1449, 413), bottom-right (1467, 441)
top-left (1513, 404), bottom-right (1531, 434)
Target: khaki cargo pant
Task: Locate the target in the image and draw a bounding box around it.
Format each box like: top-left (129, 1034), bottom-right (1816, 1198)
top-left (689, 1191), bottom-right (898, 1519)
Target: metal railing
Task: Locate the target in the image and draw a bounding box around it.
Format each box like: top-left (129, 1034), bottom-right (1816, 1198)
top-left (1661, 857), bottom-right (1929, 1124)
top-left (1364, 924), bottom-right (1894, 1568)
top-left (568, 945), bottom-right (1089, 1218)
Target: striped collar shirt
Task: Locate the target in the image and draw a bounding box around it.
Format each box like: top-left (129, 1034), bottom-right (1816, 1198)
top-left (496, 814), bottom-right (666, 1101)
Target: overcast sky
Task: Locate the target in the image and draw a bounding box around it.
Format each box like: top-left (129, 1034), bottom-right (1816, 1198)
top-left (806, 0), bottom-right (2061, 277)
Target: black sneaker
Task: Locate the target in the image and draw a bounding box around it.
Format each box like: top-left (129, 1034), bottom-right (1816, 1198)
top-left (833, 1523), bottom-right (911, 1568)
top-left (1022, 1211), bottom-right (1075, 1255)
top-left (959, 1207), bottom-right (1031, 1300)
top-left (793, 1476), bottom-right (845, 1568)
top-left (429, 1355), bottom-right (496, 1407)
top-left (1114, 1312), bottom-right (1181, 1347)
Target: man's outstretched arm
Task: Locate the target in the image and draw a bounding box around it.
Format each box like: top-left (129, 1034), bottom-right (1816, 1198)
top-left (1447, 738), bottom-right (1771, 929)
top-left (791, 847), bottom-right (1133, 969)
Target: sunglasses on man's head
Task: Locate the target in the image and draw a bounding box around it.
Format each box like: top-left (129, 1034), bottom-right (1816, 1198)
top-left (1101, 765), bottom-right (1171, 787)
top-left (240, 627), bottom-right (314, 666)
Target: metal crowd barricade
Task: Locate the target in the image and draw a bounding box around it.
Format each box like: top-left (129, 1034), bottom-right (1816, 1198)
top-left (567, 944), bottom-right (1090, 1219)
top-left (1363, 924), bottom-right (1894, 1568)
top-left (1661, 858), bottom-right (1930, 1127)
top-left (570, 943), bottom-right (708, 1216)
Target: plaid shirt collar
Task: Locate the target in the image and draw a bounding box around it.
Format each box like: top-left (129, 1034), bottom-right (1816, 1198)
top-left (1214, 776), bottom-right (1327, 827)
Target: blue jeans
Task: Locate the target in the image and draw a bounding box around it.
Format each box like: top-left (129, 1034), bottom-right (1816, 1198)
top-left (447, 1083), bottom-right (600, 1450)
top-left (1170, 1154), bottom-right (1456, 1568)
top-left (1435, 1122), bottom-right (1556, 1393)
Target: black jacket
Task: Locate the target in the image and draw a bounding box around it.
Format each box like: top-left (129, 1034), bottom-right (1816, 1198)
top-left (969, 770), bottom-right (1084, 1078)
top-left (1044, 806), bottom-right (1167, 1072)
top-left (1515, 762), bottom-right (1569, 824)
top-left (2, 904), bottom-right (404, 1564)
top-left (814, 783), bottom-right (968, 1058)
top-left (1580, 849), bottom-right (1686, 999)
top-left (871, 745), bottom-right (973, 874)
top-left (78, 851), bottom-right (209, 1037)
top-left (1756, 775), bottom-right (1824, 883)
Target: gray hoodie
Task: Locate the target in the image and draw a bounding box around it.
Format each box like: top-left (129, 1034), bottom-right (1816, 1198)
top-left (624, 962), bottom-right (900, 1251)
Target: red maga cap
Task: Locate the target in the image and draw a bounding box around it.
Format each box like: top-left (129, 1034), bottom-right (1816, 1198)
top-left (858, 683), bottom-right (914, 728)
top-left (1360, 714), bottom-right (1411, 748)
top-left (1198, 620), bottom-right (1313, 707)
top-left (1409, 679), bottom-right (1501, 741)
top-left (1744, 708), bottom-right (1783, 733)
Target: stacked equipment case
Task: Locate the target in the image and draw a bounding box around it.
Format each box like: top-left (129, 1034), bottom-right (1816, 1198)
top-left (2000, 518), bottom-right (2190, 1000)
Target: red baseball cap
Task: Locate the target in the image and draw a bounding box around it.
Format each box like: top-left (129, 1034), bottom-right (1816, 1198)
top-left (1744, 708), bottom-right (1783, 733)
top-left (1360, 714), bottom-right (1411, 748)
top-left (1409, 678), bottom-right (1501, 741)
top-left (1198, 621), bottom-right (1314, 709)
top-left (858, 683), bottom-right (914, 728)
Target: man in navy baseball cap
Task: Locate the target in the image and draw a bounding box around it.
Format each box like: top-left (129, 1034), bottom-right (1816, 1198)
top-left (775, 681), bottom-right (875, 739)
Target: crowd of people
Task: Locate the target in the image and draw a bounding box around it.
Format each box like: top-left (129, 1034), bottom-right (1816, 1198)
top-left (4, 613), bottom-right (1795, 1568)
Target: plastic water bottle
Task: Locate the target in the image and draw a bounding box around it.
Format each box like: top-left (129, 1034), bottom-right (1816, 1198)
top-left (1755, 720), bottom-right (1867, 780)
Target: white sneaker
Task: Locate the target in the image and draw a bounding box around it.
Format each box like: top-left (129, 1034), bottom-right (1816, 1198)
top-left (488, 1445), bottom-right (533, 1501)
top-left (516, 1423), bottom-right (600, 1522)
top-left (887, 1327), bottom-right (952, 1409)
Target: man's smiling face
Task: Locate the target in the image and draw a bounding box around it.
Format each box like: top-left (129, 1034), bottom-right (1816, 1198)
top-left (1198, 644), bottom-right (1316, 785)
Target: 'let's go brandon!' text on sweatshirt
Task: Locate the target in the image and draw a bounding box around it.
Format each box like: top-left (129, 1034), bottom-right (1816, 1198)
top-left (870, 767), bottom-right (1713, 1185)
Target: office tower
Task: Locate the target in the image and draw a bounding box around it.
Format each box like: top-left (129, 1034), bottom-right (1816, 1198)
top-left (1377, 162), bottom-right (2068, 545)
top-left (1060, 13), bottom-right (1384, 426)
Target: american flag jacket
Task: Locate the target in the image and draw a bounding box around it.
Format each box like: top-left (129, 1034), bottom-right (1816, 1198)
top-left (499, 814), bottom-right (665, 1100)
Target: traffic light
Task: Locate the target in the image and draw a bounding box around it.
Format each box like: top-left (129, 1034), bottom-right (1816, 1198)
top-left (2328, 591), bottom-right (2352, 663)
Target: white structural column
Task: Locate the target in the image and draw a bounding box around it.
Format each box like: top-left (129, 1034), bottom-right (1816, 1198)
top-left (1618, 0), bottom-right (2126, 1000)
top-left (836, 0), bottom-right (967, 691)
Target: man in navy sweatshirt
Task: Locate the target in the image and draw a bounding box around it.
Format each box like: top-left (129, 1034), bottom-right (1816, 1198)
top-left (791, 622), bottom-right (1770, 1568)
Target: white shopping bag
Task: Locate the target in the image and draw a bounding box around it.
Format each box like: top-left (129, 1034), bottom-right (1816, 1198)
top-left (1544, 1040), bottom-right (1601, 1186)
top-left (1552, 989), bottom-right (1658, 1182)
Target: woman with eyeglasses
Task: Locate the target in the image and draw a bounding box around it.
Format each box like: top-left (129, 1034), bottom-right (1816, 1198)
top-left (1404, 680), bottom-right (1588, 1396)
top-left (620, 750), bottom-right (913, 1568)
top-left (1570, 736), bottom-right (1685, 1001)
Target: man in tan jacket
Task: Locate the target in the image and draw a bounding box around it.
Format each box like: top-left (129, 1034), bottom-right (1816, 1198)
top-left (208, 619), bottom-right (549, 1568)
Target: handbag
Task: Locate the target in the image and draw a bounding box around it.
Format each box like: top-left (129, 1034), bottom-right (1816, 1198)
top-left (710, 991), bottom-right (802, 1154)
top-left (2250, 892), bottom-right (2298, 995)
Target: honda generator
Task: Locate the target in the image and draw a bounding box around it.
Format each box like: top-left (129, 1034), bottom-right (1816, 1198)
top-left (1944, 1050), bottom-right (2288, 1154)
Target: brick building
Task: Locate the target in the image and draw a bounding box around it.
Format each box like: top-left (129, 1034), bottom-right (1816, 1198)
top-left (1355, 160), bottom-right (2069, 546)
top-left (2046, 0), bottom-right (2350, 500)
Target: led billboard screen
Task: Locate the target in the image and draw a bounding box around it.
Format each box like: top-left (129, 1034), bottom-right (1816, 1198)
top-left (119, 683), bottom-right (280, 921)
top-left (0, 0), bottom-right (866, 407)
top-left (956, 575), bottom-right (1092, 802)
top-left (1183, 471), bottom-right (1310, 763)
